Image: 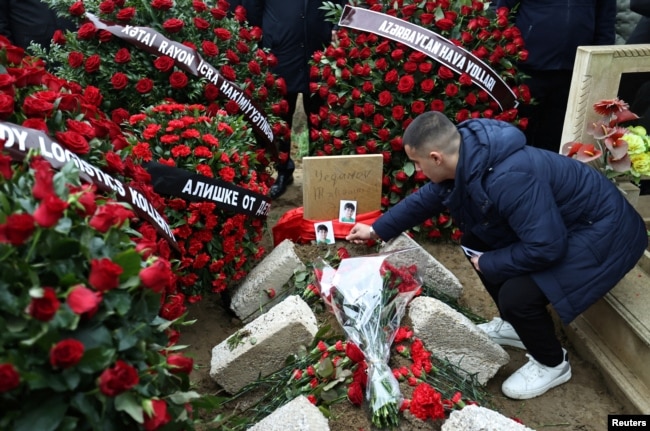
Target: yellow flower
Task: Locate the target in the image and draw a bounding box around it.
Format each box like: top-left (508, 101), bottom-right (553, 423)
top-left (622, 132), bottom-right (646, 155)
top-left (630, 152), bottom-right (650, 176)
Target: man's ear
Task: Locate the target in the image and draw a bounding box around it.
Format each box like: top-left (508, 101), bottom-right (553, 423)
top-left (430, 151), bottom-right (443, 166)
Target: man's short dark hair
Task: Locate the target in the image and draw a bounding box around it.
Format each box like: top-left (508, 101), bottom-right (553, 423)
top-left (403, 111), bottom-right (460, 155)
top-left (317, 224), bottom-right (328, 233)
top-left (344, 202), bottom-right (355, 211)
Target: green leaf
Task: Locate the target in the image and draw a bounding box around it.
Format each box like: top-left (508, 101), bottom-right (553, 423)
top-left (62, 368), bottom-right (82, 390)
top-left (317, 357), bottom-right (334, 378)
top-left (77, 346), bottom-right (116, 373)
top-left (14, 396), bottom-right (67, 431)
top-left (168, 390), bottom-right (202, 404)
top-left (403, 162), bottom-right (415, 177)
top-left (46, 237), bottom-right (81, 259)
top-left (71, 392), bottom-right (103, 430)
top-left (113, 249), bottom-right (142, 279)
top-left (115, 392), bottom-right (144, 423)
top-left (320, 388), bottom-right (339, 403)
top-left (103, 290), bottom-right (133, 316)
top-left (116, 327), bottom-right (140, 351)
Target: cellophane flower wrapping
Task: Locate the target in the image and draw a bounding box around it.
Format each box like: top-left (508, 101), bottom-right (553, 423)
top-left (316, 249), bottom-right (422, 428)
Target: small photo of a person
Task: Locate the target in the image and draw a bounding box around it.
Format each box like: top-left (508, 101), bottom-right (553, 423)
top-left (339, 200), bottom-right (357, 224)
top-left (315, 222), bottom-right (334, 245)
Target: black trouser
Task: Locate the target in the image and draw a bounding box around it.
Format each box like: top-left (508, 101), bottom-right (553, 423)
top-left (462, 234), bottom-right (565, 366)
top-left (517, 69), bottom-right (573, 153)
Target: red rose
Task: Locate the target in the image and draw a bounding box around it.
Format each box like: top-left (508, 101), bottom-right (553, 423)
top-left (437, 65), bottom-right (455, 80)
top-left (411, 100), bottom-right (426, 114)
top-left (151, 0), bottom-right (173, 10)
top-left (61, 120), bottom-right (93, 142)
top-left (143, 399), bottom-right (171, 431)
top-left (153, 56), bottom-right (175, 72)
top-left (22, 96), bottom-right (54, 117)
top-left (67, 284), bottom-right (102, 315)
top-left (99, 0), bottom-right (115, 14)
top-left (0, 93), bottom-right (14, 119)
top-left (110, 72), bottom-right (128, 90)
top-left (89, 258), bottom-right (123, 292)
top-left (0, 213), bottom-right (35, 245)
top-left (83, 85), bottom-right (103, 107)
top-left (210, 7), bottom-right (227, 20)
top-left (194, 16), bottom-right (210, 31)
top-left (116, 7), bottom-right (136, 21)
top-left (445, 83), bottom-right (459, 97)
top-left (347, 381), bottom-right (364, 406)
top-left (111, 108), bottom-right (130, 125)
top-left (391, 105), bottom-right (405, 121)
top-left (345, 341), bottom-right (365, 363)
top-left (166, 353), bottom-right (194, 374)
top-left (160, 294), bottom-right (186, 321)
top-left (201, 40), bottom-right (219, 57)
top-left (397, 75), bottom-right (415, 94)
top-left (31, 158), bottom-right (54, 199)
top-left (139, 258), bottom-right (174, 293)
top-left (0, 364), bottom-right (20, 392)
top-left (214, 28), bottom-right (231, 41)
top-left (76, 22), bottom-right (96, 40)
top-left (34, 194), bottom-right (68, 227)
top-left (420, 78), bottom-right (435, 93)
top-left (21, 117), bottom-right (48, 132)
top-left (162, 18), bottom-right (184, 33)
top-left (0, 153), bottom-right (12, 179)
top-left (55, 130), bottom-right (90, 154)
top-left (114, 47), bottom-right (131, 63)
top-left (50, 338), bottom-right (85, 369)
top-left (84, 53), bottom-right (101, 73)
top-left (459, 72), bottom-right (473, 86)
top-left (136, 78), bottom-right (154, 94)
top-left (99, 360), bottom-right (139, 396)
top-left (55, 29), bottom-right (77, 43)
top-left (28, 286), bottom-right (60, 321)
top-left (377, 90), bottom-right (393, 107)
top-left (69, 1), bottom-right (85, 16)
top-left (169, 71), bottom-right (188, 89)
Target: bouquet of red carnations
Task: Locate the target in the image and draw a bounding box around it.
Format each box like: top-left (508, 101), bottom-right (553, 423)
top-left (315, 250), bottom-right (422, 428)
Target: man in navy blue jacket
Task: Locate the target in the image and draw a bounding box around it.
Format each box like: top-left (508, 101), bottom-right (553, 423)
top-left (347, 111), bottom-right (647, 400)
top-left (242, 0), bottom-right (346, 199)
top-left (496, 0), bottom-right (616, 153)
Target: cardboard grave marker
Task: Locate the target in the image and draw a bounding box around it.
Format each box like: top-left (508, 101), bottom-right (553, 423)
top-left (303, 154), bottom-right (383, 220)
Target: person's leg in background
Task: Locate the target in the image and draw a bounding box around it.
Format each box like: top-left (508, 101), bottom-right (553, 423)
top-left (269, 91), bottom-right (326, 199)
top-left (518, 70), bottom-right (572, 153)
top-left (269, 92), bottom-right (298, 199)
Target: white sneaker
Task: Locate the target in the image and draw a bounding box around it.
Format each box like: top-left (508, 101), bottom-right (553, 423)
top-left (477, 317), bottom-right (525, 349)
top-left (502, 349), bottom-right (572, 399)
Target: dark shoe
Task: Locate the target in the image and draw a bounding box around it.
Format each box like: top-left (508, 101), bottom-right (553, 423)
top-left (269, 171), bottom-right (294, 199)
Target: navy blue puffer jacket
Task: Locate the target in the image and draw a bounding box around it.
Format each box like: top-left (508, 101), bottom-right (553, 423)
top-left (374, 119), bottom-right (647, 324)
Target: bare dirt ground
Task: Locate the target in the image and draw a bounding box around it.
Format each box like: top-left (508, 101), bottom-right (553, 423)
top-left (180, 175), bottom-right (626, 431)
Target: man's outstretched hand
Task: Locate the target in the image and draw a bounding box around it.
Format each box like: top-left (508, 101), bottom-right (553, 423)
top-left (346, 223), bottom-right (374, 243)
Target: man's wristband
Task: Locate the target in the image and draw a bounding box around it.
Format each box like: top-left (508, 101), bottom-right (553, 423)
top-left (368, 225), bottom-right (378, 240)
